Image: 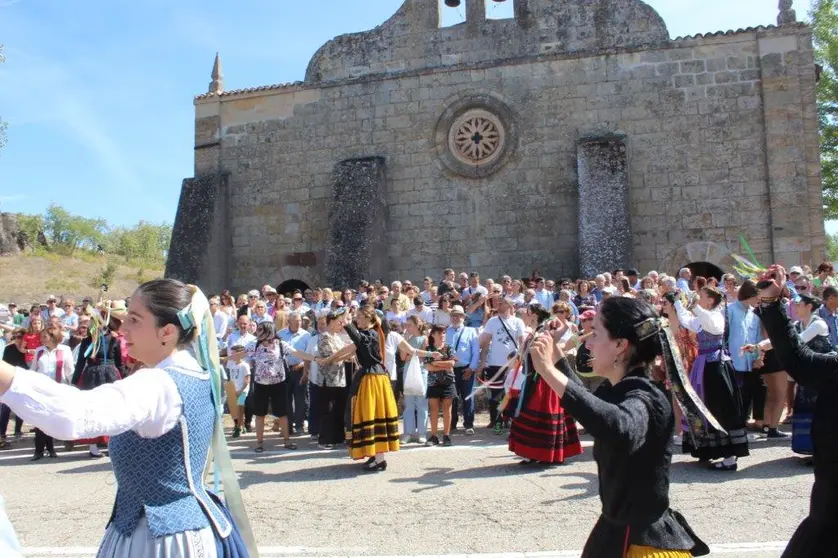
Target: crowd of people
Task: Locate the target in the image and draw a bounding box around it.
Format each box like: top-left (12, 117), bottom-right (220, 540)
top-left (2, 262), bottom-right (832, 469)
top-left (1, 260), bottom-right (836, 557)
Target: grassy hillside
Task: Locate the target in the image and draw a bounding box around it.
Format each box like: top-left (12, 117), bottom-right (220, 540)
top-left (0, 252), bottom-right (164, 304)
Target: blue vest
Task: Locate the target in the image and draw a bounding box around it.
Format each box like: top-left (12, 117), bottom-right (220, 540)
top-left (107, 365), bottom-right (231, 538)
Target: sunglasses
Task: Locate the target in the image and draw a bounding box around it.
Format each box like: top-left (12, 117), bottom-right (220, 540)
top-left (795, 285), bottom-right (808, 291)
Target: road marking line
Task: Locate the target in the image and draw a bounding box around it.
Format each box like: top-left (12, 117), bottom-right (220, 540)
top-left (21, 541), bottom-right (790, 557)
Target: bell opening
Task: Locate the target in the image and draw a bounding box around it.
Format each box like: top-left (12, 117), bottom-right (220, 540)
top-left (440, 0), bottom-right (465, 27)
top-left (485, 0), bottom-right (514, 20)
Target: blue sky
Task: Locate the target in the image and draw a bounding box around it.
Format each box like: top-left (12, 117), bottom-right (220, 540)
top-left (0, 0), bottom-right (822, 229)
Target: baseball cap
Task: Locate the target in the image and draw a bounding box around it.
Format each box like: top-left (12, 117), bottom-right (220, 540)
top-left (789, 266), bottom-right (803, 275)
top-left (46, 295), bottom-right (58, 302)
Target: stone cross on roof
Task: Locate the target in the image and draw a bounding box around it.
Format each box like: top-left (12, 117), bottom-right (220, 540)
top-left (778, 0), bottom-right (797, 25)
top-left (208, 52), bottom-right (224, 94)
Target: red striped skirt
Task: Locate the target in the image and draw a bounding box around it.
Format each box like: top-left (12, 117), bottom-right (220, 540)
top-left (508, 377), bottom-right (583, 463)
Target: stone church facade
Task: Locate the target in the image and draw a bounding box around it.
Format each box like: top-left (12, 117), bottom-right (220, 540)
top-left (166, 0), bottom-right (824, 293)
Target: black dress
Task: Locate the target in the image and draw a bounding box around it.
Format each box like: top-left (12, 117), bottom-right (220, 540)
top-left (756, 302), bottom-right (838, 558)
top-left (72, 332), bottom-right (122, 389)
top-left (557, 358), bottom-right (709, 557)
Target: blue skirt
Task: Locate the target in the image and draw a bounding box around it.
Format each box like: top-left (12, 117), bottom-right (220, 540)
top-left (210, 493), bottom-right (249, 557)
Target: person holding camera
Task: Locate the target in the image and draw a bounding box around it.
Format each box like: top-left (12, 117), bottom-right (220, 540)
top-left (665, 287), bottom-right (749, 471)
top-left (461, 272), bottom-right (488, 328)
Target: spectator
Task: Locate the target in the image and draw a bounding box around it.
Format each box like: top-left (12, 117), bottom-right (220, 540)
top-left (278, 313), bottom-right (312, 435)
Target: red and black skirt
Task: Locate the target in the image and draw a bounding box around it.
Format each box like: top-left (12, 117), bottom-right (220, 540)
top-left (508, 376), bottom-right (583, 464)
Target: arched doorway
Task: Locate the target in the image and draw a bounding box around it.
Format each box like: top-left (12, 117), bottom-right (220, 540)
top-left (277, 279), bottom-right (311, 297)
top-left (685, 261), bottom-right (724, 282)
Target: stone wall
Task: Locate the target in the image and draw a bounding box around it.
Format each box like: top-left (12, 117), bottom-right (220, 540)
top-left (177, 0), bottom-right (823, 292)
top-left (165, 174), bottom-right (230, 293)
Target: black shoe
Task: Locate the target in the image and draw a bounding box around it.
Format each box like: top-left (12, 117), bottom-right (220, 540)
top-left (425, 436), bottom-right (440, 447)
top-left (31, 454), bottom-right (42, 462)
top-left (48, 451), bottom-right (58, 458)
top-left (232, 427), bottom-right (241, 438)
top-left (365, 456), bottom-right (376, 466)
top-left (767, 428), bottom-right (790, 439)
top-left (442, 435), bottom-right (452, 447)
top-left (364, 459), bottom-right (387, 472)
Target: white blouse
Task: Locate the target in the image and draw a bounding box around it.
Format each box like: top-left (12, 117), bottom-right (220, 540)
top-left (674, 300), bottom-right (725, 335)
top-left (30, 345), bottom-right (74, 384)
top-left (0, 350), bottom-right (195, 442)
top-left (799, 314), bottom-right (830, 344)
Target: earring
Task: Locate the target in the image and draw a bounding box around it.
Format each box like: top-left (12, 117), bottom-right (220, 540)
top-left (161, 341), bottom-right (166, 346)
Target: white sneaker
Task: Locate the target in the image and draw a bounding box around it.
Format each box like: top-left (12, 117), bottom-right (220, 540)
top-left (401, 437), bottom-right (412, 445)
top-left (672, 435), bottom-right (682, 446)
top-left (417, 437), bottom-right (427, 444)
top-left (465, 428), bottom-right (475, 436)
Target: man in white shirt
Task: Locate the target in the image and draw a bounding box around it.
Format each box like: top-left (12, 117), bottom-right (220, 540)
top-left (407, 296), bottom-right (433, 324)
top-left (41, 295), bottom-right (65, 322)
top-left (476, 297), bottom-right (525, 432)
top-left (226, 315), bottom-right (256, 357)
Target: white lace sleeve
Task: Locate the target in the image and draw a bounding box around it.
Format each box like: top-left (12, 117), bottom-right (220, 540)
top-left (0, 367), bottom-right (183, 440)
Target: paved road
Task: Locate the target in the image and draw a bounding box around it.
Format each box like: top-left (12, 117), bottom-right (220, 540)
top-left (0, 424), bottom-right (810, 558)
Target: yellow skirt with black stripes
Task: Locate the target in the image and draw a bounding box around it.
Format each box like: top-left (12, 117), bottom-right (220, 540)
top-left (348, 373), bottom-right (400, 460)
top-left (626, 546), bottom-right (692, 558)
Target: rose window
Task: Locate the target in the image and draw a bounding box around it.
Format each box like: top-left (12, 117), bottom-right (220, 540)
top-left (447, 109), bottom-right (506, 167)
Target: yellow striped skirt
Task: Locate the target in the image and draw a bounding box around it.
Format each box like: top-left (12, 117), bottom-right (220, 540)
top-left (348, 373), bottom-right (400, 460)
top-left (626, 546), bottom-right (692, 558)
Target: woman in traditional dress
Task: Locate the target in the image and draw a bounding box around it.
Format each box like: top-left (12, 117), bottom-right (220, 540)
top-left (660, 294), bottom-right (698, 448)
top-left (670, 286), bottom-right (749, 470)
top-left (508, 303), bottom-right (582, 466)
top-left (755, 265), bottom-right (838, 557)
top-left (318, 306), bottom-right (437, 471)
top-left (748, 292), bottom-right (831, 460)
top-left (529, 296), bottom-right (710, 558)
top-left (72, 302), bottom-right (125, 458)
top-left (0, 278), bottom-right (256, 557)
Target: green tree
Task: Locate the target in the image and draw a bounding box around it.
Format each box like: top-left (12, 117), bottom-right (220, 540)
top-left (827, 232), bottom-right (838, 261)
top-left (812, 0), bottom-right (838, 217)
top-left (43, 203), bottom-right (106, 254)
